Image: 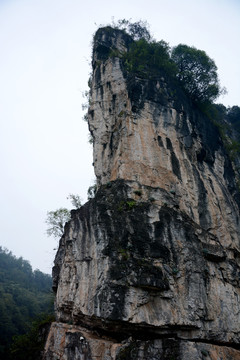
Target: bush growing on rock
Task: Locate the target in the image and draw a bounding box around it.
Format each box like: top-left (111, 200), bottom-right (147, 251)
top-left (171, 44), bottom-right (225, 103)
top-left (101, 19), bottom-right (225, 105)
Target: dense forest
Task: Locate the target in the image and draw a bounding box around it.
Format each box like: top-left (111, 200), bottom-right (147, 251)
top-left (0, 247), bottom-right (54, 359)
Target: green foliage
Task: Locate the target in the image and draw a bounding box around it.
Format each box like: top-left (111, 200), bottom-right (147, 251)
top-left (126, 200), bottom-right (137, 209)
top-left (171, 44), bottom-right (224, 103)
top-left (118, 199), bottom-right (137, 211)
top-left (0, 247), bottom-right (53, 359)
top-left (46, 194), bottom-right (82, 238)
top-left (106, 21), bottom-right (225, 104)
top-left (110, 18), bottom-right (151, 41)
top-left (197, 102), bottom-right (227, 133)
top-left (123, 38), bottom-right (177, 79)
top-left (10, 313), bottom-right (55, 360)
top-left (67, 193), bottom-right (82, 209)
top-left (89, 20), bottom-right (227, 130)
top-left (45, 208), bottom-right (70, 238)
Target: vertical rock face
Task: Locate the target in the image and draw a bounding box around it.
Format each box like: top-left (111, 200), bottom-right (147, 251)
top-left (44, 27), bottom-right (240, 359)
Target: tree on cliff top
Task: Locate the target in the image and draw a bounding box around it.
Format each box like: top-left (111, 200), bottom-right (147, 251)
top-left (124, 38), bottom-right (224, 103)
top-left (171, 44), bottom-right (225, 103)
top-left (107, 20), bottom-right (225, 104)
top-left (123, 38), bottom-right (177, 79)
top-left (111, 18), bottom-right (151, 41)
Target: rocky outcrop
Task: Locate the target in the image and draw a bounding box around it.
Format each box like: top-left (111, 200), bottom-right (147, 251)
top-left (44, 322), bottom-right (240, 360)
top-left (43, 27), bottom-right (240, 359)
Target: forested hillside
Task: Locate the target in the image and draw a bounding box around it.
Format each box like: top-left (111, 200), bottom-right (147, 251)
top-left (0, 247), bottom-right (53, 359)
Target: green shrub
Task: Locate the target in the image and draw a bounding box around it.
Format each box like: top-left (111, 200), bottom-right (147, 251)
top-left (123, 38), bottom-right (177, 79)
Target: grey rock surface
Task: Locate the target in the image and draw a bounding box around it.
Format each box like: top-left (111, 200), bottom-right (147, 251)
top-left (44, 27), bottom-right (240, 359)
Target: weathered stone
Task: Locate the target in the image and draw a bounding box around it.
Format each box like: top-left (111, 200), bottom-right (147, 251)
top-left (43, 322), bottom-right (122, 360)
top-left (44, 323), bottom-right (240, 360)
top-left (44, 27), bottom-right (240, 359)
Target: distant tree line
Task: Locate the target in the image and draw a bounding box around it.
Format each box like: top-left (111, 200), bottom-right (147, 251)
top-left (0, 247), bottom-right (54, 359)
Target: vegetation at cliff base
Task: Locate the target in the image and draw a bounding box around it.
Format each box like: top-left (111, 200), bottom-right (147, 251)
top-left (0, 247), bottom-right (53, 359)
top-left (10, 313), bottom-right (54, 360)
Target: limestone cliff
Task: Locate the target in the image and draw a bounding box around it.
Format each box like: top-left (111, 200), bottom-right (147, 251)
top-left (43, 27), bottom-right (240, 359)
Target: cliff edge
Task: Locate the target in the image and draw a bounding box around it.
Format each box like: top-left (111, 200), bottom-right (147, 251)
top-left (43, 27), bottom-right (240, 360)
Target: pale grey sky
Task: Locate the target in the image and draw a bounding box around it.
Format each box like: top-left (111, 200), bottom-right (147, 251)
top-left (0, 0), bottom-right (239, 273)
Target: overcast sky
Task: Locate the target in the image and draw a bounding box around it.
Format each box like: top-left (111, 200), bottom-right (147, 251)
top-left (0, 0), bottom-right (239, 274)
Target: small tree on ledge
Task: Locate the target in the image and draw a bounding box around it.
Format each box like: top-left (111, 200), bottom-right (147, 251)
top-left (45, 208), bottom-right (70, 238)
top-left (46, 194), bottom-right (82, 238)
